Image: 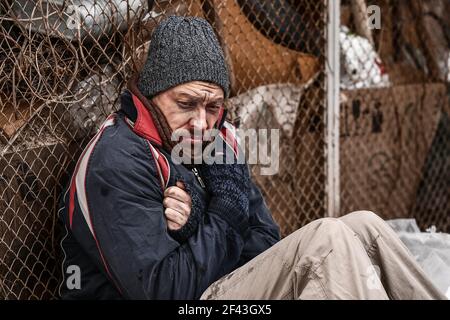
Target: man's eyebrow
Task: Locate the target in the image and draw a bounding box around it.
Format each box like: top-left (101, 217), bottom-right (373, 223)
top-left (174, 92), bottom-right (202, 102)
top-left (206, 96), bottom-right (224, 104)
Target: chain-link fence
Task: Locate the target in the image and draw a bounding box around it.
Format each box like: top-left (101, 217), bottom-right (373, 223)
top-left (0, 0), bottom-right (327, 299)
top-left (338, 0), bottom-right (449, 233)
top-left (0, 0), bottom-right (448, 300)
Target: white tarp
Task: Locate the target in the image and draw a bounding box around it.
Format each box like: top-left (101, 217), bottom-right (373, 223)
top-left (387, 219), bottom-right (450, 299)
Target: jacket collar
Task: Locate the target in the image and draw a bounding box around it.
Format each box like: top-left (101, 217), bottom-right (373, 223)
top-left (120, 90), bottom-right (162, 146)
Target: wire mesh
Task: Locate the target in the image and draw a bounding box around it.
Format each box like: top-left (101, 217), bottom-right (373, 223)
top-left (339, 0), bottom-right (449, 232)
top-left (0, 0), bottom-right (327, 299)
top-left (0, 0), bottom-right (447, 301)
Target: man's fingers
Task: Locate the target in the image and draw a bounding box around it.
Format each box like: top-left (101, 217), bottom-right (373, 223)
top-left (165, 186), bottom-right (190, 203)
top-left (165, 208), bottom-right (187, 227)
top-left (176, 181), bottom-right (186, 190)
top-left (163, 182), bottom-right (191, 232)
top-left (163, 197), bottom-right (190, 217)
top-left (164, 186), bottom-right (191, 204)
top-left (167, 220), bottom-right (181, 231)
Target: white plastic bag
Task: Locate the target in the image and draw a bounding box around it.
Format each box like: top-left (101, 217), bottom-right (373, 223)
top-left (387, 219), bottom-right (450, 298)
top-left (340, 26), bottom-right (391, 90)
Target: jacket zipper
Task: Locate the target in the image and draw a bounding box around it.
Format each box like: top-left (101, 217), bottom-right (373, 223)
top-left (191, 167), bottom-right (206, 189)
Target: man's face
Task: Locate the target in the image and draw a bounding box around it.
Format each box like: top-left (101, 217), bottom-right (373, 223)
top-left (151, 81), bottom-right (224, 160)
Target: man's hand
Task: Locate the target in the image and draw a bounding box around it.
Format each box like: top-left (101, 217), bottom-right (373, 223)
top-left (200, 138), bottom-right (251, 235)
top-left (163, 181), bottom-right (192, 231)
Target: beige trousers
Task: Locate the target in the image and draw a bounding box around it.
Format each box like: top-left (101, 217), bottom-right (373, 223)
top-left (200, 211), bottom-right (446, 300)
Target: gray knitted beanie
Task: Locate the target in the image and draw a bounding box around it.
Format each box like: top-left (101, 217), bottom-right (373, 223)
top-left (137, 16), bottom-right (230, 98)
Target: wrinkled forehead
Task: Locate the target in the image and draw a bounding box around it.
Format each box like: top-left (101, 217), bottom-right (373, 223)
top-left (167, 81), bottom-right (224, 102)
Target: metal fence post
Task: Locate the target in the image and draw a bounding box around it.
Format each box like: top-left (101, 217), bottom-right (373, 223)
top-left (326, 0), bottom-right (340, 217)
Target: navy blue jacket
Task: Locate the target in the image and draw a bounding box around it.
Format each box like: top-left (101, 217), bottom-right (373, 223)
top-left (58, 90), bottom-right (280, 299)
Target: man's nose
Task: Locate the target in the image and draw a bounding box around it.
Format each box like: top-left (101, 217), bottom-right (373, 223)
top-left (190, 107), bottom-right (207, 131)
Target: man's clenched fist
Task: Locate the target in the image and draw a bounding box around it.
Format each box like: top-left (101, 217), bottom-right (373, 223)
top-left (163, 181), bottom-right (192, 231)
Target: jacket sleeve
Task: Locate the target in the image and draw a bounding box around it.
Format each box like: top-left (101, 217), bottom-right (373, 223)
top-left (83, 140), bottom-right (245, 300)
top-left (238, 178), bottom-right (281, 266)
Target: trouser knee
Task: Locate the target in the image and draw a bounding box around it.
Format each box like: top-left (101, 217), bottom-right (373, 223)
top-left (289, 217), bottom-right (355, 254)
top-left (341, 210), bottom-right (387, 233)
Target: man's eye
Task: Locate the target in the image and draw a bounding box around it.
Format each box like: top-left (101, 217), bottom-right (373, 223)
top-left (177, 102), bottom-right (194, 109)
top-left (207, 105), bottom-right (221, 112)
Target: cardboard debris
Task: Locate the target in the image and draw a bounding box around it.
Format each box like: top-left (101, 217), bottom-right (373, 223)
top-left (210, 0), bottom-right (320, 94)
top-left (0, 95), bottom-right (32, 140)
top-left (0, 140), bottom-right (74, 299)
top-left (340, 83), bottom-right (447, 219)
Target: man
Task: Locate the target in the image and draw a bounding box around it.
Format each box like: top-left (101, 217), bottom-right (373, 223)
top-left (59, 16), bottom-right (445, 300)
